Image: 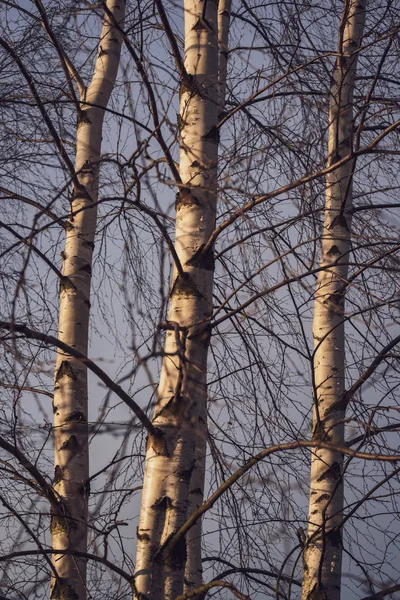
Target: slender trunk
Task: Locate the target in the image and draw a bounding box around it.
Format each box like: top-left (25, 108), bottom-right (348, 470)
top-left (134, 1), bottom-right (219, 598)
top-left (302, 2), bottom-right (366, 599)
top-left (217, 0), bottom-right (231, 116)
top-left (51, 3), bottom-right (124, 599)
top-left (183, 2), bottom-right (231, 594)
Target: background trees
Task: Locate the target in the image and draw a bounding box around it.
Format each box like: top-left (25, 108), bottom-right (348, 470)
top-left (0, 0), bottom-right (400, 599)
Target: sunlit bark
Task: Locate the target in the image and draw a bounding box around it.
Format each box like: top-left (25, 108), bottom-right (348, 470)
top-left (51, 2), bottom-right (124, 599)
top-left (183, 1), bottom-right (231, 595)
top-left (302, 2), bottom-right (367, 599)
top-left (134, 0), bottom-right (219, 597)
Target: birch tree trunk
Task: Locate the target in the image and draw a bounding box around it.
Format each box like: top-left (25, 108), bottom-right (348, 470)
top-left (134, 1), bottom-right (219, 598)
top-left (302, 2), bottom-right (366, 599)
top-left (51, 3), bottom-right (124, 599)
top-left (183, 1), bottom-right (231, 595)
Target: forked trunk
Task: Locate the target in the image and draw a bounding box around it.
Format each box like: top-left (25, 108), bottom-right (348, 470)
top-left (134, 0), bottom-right (219, 598)
top-left (302, 2), bottom-right (366, 599)
top-left (51, 2), bottom-right (124, 599)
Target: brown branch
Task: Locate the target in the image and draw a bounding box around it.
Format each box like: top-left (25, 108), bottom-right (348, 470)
top-left (153, 0), bottom-right (188, 84)
top-left (0, 220), bottom-right (64, 281)
top-left (0, 435), bottom-right (62, 511)
top-left (0, 381), bottom-right (53, 399)
top-left (0, 548), bottom-right (133, 584)
top-left (203, 118), bottom-right (400, 253)
top-left (361, 584), bottom-right (400, 600)
top-left (163, 440), bottom-right (400, 556)
top-left (0, 38), bottom-right (77, 182)
top-left (0, 187), bottom-right (66, 226)
top-left (175, 580), bottom-right (250, 600)
top-left (33, 0), bottom-right (85, 99)
top-left (0, 322), bottom-right (161, 441)
top-left (103, 3), bottom-right (181, 183)
top-left (342, 334), bottom-right (400, 408)
top-left (0, 493), bottom-right (59, 578)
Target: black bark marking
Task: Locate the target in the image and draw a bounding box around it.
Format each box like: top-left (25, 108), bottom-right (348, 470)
top-left (162, 533), bottom-right (187, 569)
top-left (147, 428), bottom-right (168, 456)
top-left (177, 461), bottom-right (195, 482)
top-left (80, 159), bottom-right (94, 174)
top-left (323, 291), bottom-right (344, 307)
top-left (179, 75), bottom-right (194, 100)
top-left (51, 579), bottom-right (79, 600)
top-left (329, 214), bottom-right (349, 231)
top-left (79, 263), bottom-right (92, 275)
top-left (55, 361), bottom-right (77, 383)
top-left (54, 465), bottom-right (63, 485)
top-left (50, 514), bottom-right (76, 535)
top-left (312, 420), bottom-right (326, 442)
top-left (137, 528), bottom-right (151, 542)
top-left (152, 495), bottom-right (173, 510)
top-left (202, 125), bottom-right (219, 142)
top-left (326, 245), bottom-right (341, 256)
top-left (317, 461), bottom-right (341, 482)
top-left (77, 110), bottom-right (91, 127)
top-left (186, 244), bottom-right (214, 271)
top-left (187, 323), bottom-right (212, 348)
top-left (78, 479), bottom-right (90, 497)
top-left (326, 527), bottom-right (342, 547)
top-left (59, 276), bottom-right (76, 293)
top-left (307, 583), bottom-right (328, 600)
top-left (324, 393), bottom-right (348, 416)
top-left (315, 493), bottom-right (330, 504)
top-left (170, 273), bottom-right (203, 299)
top-left (192, 18), bottom-right (209, 31)
top-left (65, 411), bottom-right (86, 423)
top-left (59, 435), bottom-right (79, 452)
top-left (175, 187), bottom-right (199, 210)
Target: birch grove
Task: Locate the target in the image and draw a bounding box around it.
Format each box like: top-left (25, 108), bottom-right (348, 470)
top-left (0, 1), bottom-right (400, 599)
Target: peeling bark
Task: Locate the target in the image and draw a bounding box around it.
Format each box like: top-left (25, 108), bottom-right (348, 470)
top-left (51, 2), bottom-right (125, 599)
top-left (302, 2), bottom-right (366, 599)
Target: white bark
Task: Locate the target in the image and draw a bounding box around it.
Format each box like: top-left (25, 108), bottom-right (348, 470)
top-left (217, 0), bottom-right (231, 115)
top-left (51, 3), bottom-right (124, 599)
top-left (134, 1), bottom-right (219, 598)
top-left (183, 402), bottom-right (207, 595)
top-left (302, 2), bottom-right (366, 599)
top-left (183, 2), bottom-right (231, 594)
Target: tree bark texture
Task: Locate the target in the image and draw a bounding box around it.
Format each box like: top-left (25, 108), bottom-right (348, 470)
top-left (134, 1), bottom-right (219, 598)
top-left (183, 1), bottom-right (231, 595)
top-left (51, 2), bottom-right (124, 599)
top-left (302, 2), bottom-right (366, 599)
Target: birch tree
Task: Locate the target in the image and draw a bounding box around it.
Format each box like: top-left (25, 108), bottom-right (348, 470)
top-left (133, 0), bottom-right (222, 597)
top-left (50, 2), bottom-right (125, 599)
top-left (0, 1), bottom-right (400, 599)
top-left (302, 2), bottom-right (367, 597)
top-left (183, 1), bottom-right (231, 594)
